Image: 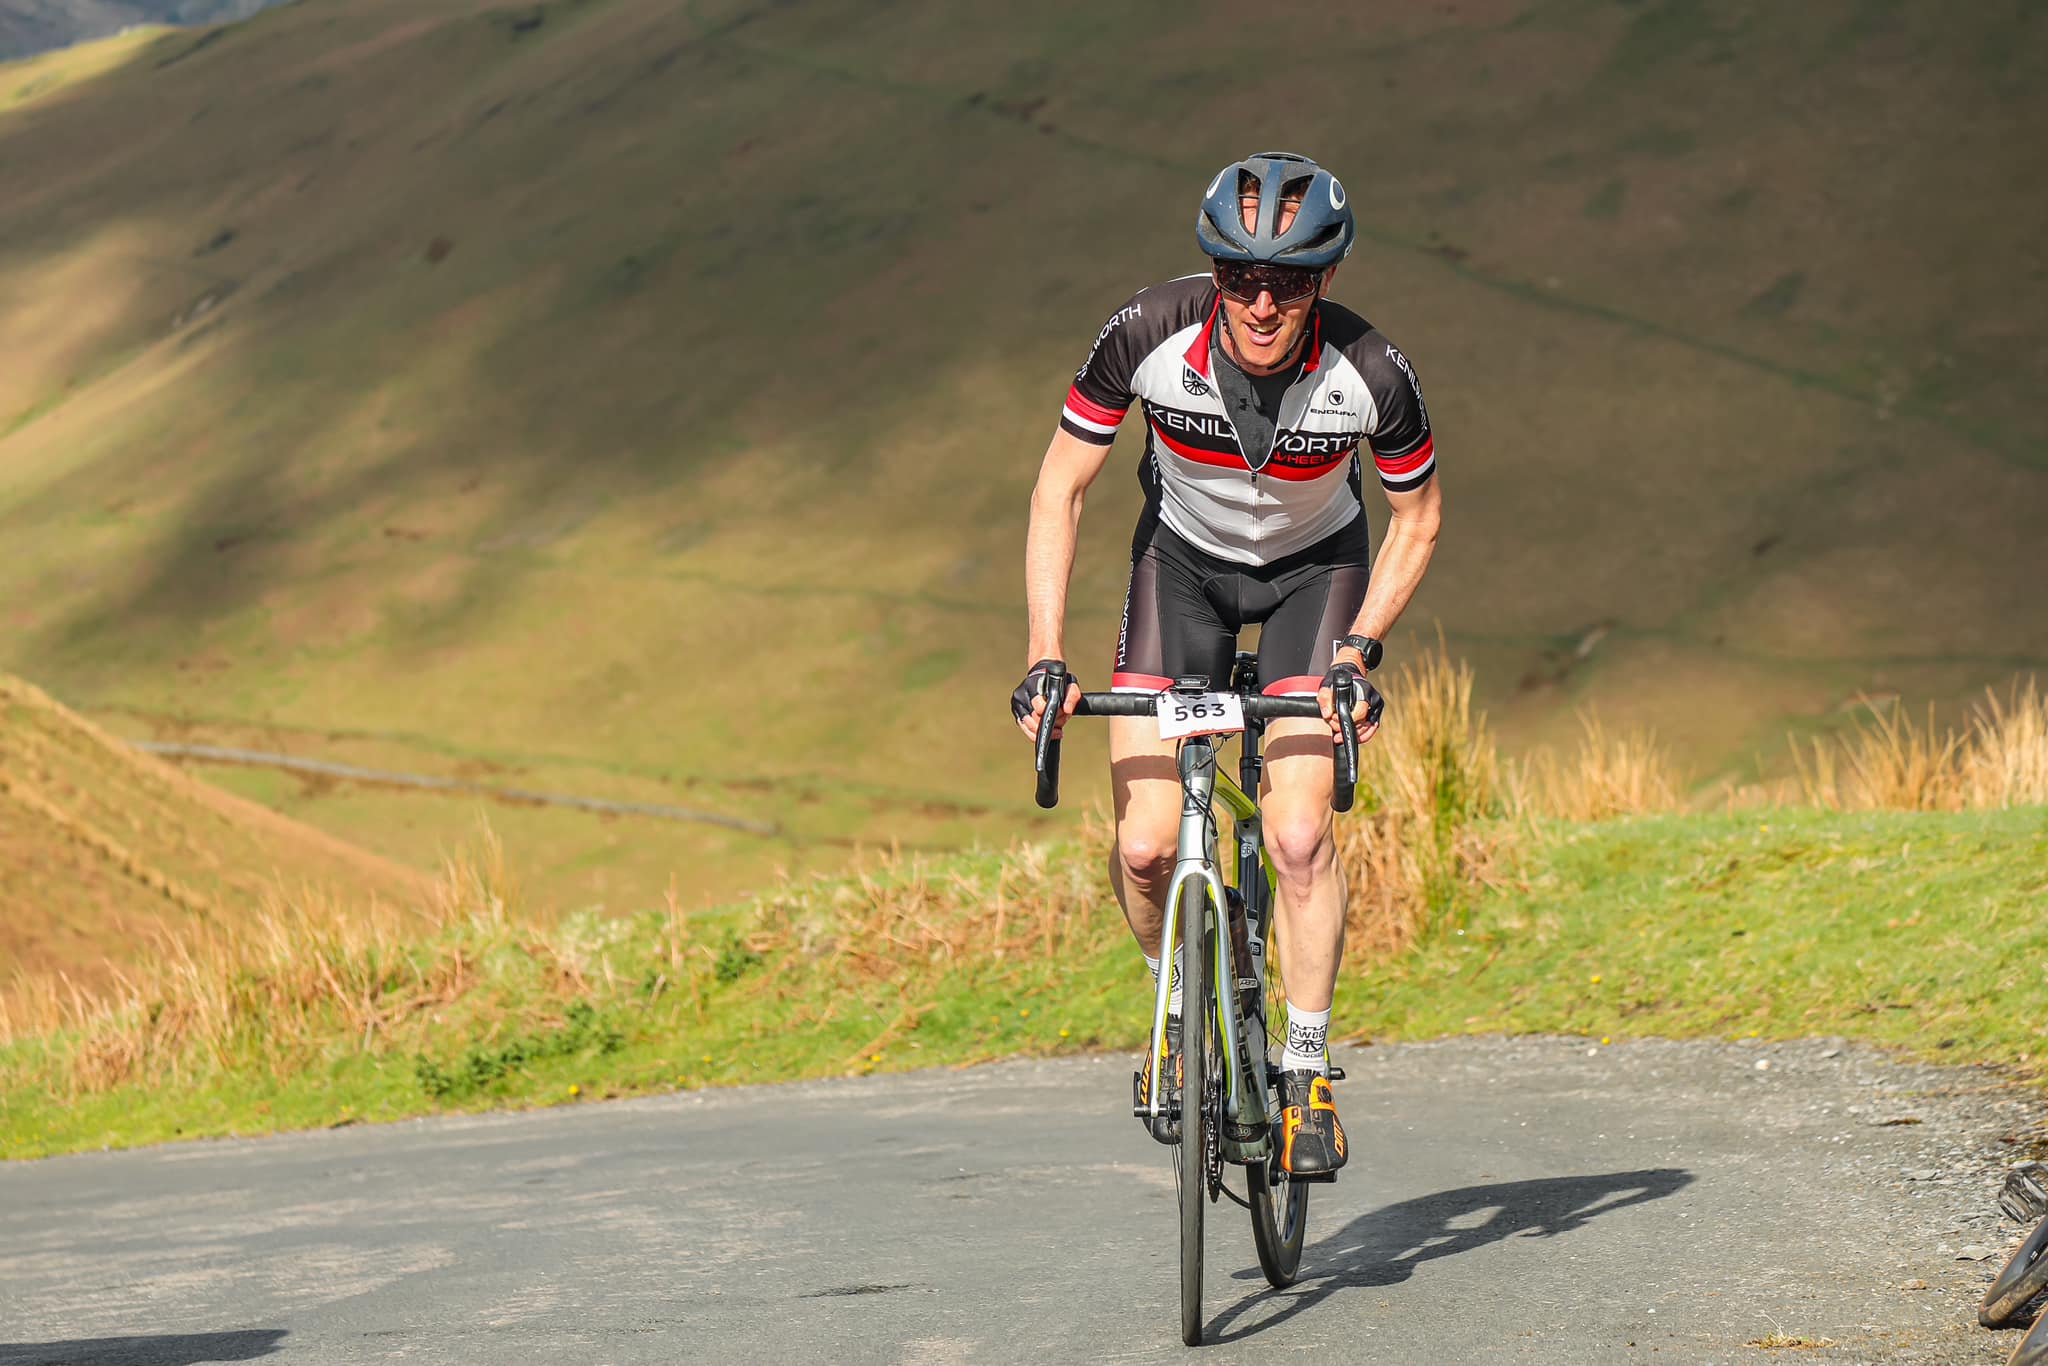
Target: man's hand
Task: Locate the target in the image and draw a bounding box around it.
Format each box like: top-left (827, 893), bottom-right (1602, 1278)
top-left (1012, 659), bottom-right (1082, 743)
top-left (1316, 661), bottom-right (1384, 745)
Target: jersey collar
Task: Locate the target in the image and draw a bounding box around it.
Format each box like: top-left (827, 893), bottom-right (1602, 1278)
top-left (1185, 291), bottom-right (1326, 382)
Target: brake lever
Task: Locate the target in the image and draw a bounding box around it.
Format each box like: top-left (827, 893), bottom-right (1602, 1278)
top-left (1033, 662), bottom-right (1067, 809)
top-left (1331, 674), bottom-right (1360, 814)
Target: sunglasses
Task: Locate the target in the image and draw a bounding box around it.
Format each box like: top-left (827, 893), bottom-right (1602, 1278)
top-left (1213, 260), bottom-right (1324, 305)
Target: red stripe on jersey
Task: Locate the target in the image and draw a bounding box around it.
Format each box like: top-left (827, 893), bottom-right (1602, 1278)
top-left (1149, 421), bottom-right (1244, 470)
top-left (1262, 675), bottom-right (1325, 698)
top-left (1111, 671), bottom-right (1172, 692)
top-left (1181, 292), bottom-right (1224, 376)
top-left (1259, 445), bottom-right (1357, 482)
top-left (1298, 310), bottom-right (1325, 375)
top-left (1373, 435), bottom-right (1434, 476)
top-left (1064, 385), bottom-right (1128, 429)
top-left (1151, 422), bottom-right (1352, 482)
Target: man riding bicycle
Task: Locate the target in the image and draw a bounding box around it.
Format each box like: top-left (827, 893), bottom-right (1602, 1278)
top-left (1012, 152), bottom-right (1444, 1177)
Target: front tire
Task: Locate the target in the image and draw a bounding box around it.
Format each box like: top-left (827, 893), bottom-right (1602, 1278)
top-left (1982, 1214), bottom-right (2048, 1329)
top-left (1178, 885), bottom-right (1209, 1347)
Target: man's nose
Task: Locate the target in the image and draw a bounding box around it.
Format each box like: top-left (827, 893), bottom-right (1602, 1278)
top-left (1250, 290), bottom-right (1278, 316)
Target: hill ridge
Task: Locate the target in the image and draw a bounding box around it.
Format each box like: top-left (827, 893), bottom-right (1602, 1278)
top-left (1, 671), bottom-right (430, 992)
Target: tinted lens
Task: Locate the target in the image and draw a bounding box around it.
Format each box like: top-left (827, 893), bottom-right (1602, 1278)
top-left (1215, 261), bottom-right (1321, 303)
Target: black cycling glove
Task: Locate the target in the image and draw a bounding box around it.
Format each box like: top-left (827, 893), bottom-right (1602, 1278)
top-left (1011, 659), bottom-right (1075, 724)
top-left (1320, 661), bottom-right (1386, 727)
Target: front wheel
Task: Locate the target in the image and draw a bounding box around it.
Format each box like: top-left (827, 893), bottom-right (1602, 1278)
top-left (1177, 886), bottom-right (1209, 1346)
top-left (1981, 1214), bottom-right (2048, 1328)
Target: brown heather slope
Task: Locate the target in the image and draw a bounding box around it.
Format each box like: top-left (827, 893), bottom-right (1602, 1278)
top-left (0, 673), bottom-right (429, 991)
top-left (0, 0), bottom-right (2043, 916)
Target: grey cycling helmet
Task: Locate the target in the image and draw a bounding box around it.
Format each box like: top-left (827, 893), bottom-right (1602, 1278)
top-left (1195, 151), bottom-right (1354, 269)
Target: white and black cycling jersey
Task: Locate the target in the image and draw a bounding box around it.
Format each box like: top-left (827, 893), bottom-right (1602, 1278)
top-left (1059, 275), bottom-right (1435, 566)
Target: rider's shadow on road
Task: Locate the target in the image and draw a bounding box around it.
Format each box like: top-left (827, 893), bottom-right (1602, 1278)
top-left (0, 1329), bottom-right (286, 1366)
top-left (1210, 1168), bottom-right (1694, 1343)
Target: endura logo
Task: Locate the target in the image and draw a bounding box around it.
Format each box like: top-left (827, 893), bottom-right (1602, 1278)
top-left (1076, 302), bottom-right (1143, 380)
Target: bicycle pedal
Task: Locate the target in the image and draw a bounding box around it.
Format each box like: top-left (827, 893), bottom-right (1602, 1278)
top-left (1131, 1070), bottom-right (1179, 1120)
top-left (2000, 1162), bottom-right (2048, 1224)
top-left (1286, 1170), bottom-right (1339, 1185)
top-left (1327, 1065), bottom-right (1346, 1082)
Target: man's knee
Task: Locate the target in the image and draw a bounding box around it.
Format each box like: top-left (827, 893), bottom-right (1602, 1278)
top-left (1265, 806), bottom-right (1335, 886)
top-left (1115, 817), bottom-right (1176, 888)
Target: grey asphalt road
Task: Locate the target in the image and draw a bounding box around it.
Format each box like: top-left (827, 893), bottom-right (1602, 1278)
top-left (3, 1037), bottom-right (2042, 1365)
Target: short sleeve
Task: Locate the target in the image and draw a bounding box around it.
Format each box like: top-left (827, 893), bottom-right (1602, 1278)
top-left (1059, 292), bottom-right (1148, 446)
top-left (1360, 335), bottom-right (1435, 492)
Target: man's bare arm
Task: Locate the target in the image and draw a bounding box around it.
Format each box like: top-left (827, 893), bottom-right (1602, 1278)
top-left (1348, 474), bottom-right (1443, 652)
top-left (1018, 428), bottom-right (1116, 739)
top-left (1025, 428), bottom-right (1116, 664)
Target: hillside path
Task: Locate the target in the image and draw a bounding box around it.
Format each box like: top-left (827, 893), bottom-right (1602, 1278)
top-left (3, 1037), bottom-right (2042, 1364)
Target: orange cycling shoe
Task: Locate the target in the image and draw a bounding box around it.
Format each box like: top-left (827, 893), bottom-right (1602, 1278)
top-left (1276, 1069), bottom-right (1347, 1175)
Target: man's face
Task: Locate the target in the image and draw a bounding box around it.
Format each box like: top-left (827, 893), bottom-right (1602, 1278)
top-left (1215, 191), bottom-right (1328, 375)
top-left (1216, 268), bottom-right (1324, 374)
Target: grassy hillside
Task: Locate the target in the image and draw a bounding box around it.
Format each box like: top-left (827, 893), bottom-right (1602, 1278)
top-left (0, 671), bottom-right (428, 992)
top-left (1, 0), bottom-right (2044, 922)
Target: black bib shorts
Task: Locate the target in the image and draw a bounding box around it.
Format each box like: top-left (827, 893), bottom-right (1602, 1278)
top-left (1111, 514), bottom-right (1370, 699)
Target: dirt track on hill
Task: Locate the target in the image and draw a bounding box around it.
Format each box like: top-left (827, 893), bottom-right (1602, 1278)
top-left (4, 1036), bottom-right (2045, 1364)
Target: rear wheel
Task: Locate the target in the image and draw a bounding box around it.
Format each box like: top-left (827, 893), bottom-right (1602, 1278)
top-left (1982, 1214), bottom-right (2048, 1329)
top-left (1177, 885), bottom-right (1209, 1347)
top-left (1248, 1043), bottom-right (1310, 1285)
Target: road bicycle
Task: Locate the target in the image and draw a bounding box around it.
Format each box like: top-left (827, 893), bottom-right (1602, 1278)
top-left (1029, 652), bottom-right (1374, 1346)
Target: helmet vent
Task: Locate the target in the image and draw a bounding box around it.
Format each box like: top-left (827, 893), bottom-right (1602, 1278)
top-left (1235, 169), bottom-right (1261, 231)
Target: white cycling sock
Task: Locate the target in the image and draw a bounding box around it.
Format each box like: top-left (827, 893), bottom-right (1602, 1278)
top-left (1143, 948), bottom-right (1184, 1016)
top-left (1281, 1004), bottom-right (1331, 1075)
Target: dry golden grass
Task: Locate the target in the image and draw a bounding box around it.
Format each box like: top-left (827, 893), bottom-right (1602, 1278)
top-left (9, 661), bottom-right (2043, 1101)
top-left (1795, 679), bottom-right (2048, 812)
top-left (1336, 646), bottom-right (1508, 957)
top-left (726, 828), bottom-right (1113, 1066)
top-left (0, 826), bottom-right (518, 1093)
top-left (1507, 714), bottom-right (1684, 822)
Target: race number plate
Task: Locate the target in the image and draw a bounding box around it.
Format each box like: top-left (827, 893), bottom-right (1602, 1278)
top-left (1156, 691), bottom-right (1246, 740)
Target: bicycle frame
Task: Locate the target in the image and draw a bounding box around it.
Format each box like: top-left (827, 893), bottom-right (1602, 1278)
top-left (1141, 722), bottom-right (1280, 1162)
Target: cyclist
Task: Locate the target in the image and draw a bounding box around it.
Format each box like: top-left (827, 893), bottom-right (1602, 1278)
top-left (1011, 152), bottom-right (1444, 1177)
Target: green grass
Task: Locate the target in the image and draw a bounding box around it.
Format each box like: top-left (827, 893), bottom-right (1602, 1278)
top-left (1344, 807), bottom-right (2048, 1058)
top-left (6, 807), bottom-right (2043, 1158)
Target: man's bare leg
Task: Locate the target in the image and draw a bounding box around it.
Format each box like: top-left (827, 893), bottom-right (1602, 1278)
top-left (1259, 716), bottom-right (1345, 1022)
top-left (1107, 715), bottom-right (1181, 955)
